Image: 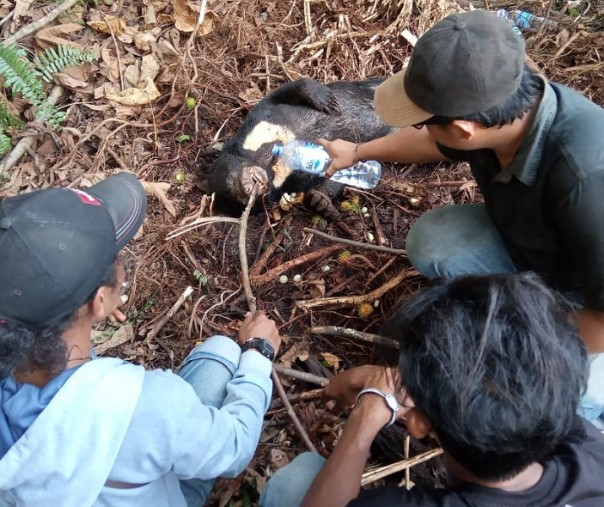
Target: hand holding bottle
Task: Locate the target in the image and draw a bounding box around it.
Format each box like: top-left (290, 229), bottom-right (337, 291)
top-left (315, 138), bottom-right (359, 177)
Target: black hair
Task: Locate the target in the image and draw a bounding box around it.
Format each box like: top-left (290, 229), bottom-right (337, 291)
top-left (383, 273), bottom-right (588, 482)
top-left (418, 64), bottom-right (544, 128)
top-left (0, 259), bottom-right (118, 378)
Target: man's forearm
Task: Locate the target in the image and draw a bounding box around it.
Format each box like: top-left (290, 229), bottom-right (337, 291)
top-left (301, 398), bottom-right (389, 507)
top-left (357, 127), bottom-right (446, 165)
top-left (577, 308), bottom-right (604, 353)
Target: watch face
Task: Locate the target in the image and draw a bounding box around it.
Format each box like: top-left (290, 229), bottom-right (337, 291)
top-left (244, 338), bottom-right (275, 361)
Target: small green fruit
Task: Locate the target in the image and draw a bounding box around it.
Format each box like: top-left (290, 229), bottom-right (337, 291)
top-left (185, 97), bottom-right (197, 110)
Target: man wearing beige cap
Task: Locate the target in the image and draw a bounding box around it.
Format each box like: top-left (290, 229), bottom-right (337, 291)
top-left (319, 9), bottom-right (604, 428)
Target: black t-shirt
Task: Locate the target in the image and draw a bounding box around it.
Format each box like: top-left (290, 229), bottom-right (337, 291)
top-left (348, 418), bottom-right (604, 507)
top-left (435, 81), bottom-right (604, 311)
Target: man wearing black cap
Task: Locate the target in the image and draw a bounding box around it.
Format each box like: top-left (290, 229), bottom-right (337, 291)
top-left (0, 173), bottom-right (282, 506)
top-left (320, 9), bottom-right (604, 426)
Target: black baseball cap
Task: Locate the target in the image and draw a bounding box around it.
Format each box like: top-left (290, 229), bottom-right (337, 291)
top-left (374, 10), bottom-right (526, 127)
top-left (0, 172), bottom-right (146, 329)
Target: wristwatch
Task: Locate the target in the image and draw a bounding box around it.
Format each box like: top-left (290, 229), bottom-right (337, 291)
top-left (355, 387), bottom-right (400, 427)
top-left (241, 337), bottom-right (276, 362)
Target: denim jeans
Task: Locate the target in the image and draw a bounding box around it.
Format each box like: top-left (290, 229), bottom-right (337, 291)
top-left (177, 335), bottom-right (242, 507)
top-left (259, 452), bottom-right (326, 507)
top-left (406, 203), bottom-right (604, 422)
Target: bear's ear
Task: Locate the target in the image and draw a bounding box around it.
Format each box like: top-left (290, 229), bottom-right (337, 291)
top-left (405, 407), bottom-right (434, 440)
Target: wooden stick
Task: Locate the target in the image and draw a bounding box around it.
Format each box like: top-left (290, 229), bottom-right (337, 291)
top-left (268, 387), bottom-right (324, 410)
top-left (303, 227), bottom-right (407, 256)
top-left (311, 326), bottom-right (399, 349)
top-left (274, 364), bottom-right (330, 386)
top-left (297, 269), bottom-right (413, 310)
top-left (145, 286), bottom-right (194, 345)
top-left (239, 186), bottom-right (259, 313)
top-left (236, 189), bottom-right (316, 453)
top-left (272, 369), bottom-right (317, 453)
top-left (251, 244), bottom-right (342, 285)
top-left (4, 0), bottom-right (80, 44)
top-left (361, 448), bottom-right (444, 486)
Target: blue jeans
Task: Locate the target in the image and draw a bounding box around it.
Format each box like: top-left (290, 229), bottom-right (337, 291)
top-left (406, 203), bottom-right (604, 422)
top-left (178, 335), bottom-right (242, 507)
top-left (259, 452), bottom-right (326, 507)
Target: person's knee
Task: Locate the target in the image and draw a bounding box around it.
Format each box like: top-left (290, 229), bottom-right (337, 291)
top-left (406, 208), bottom-right (452, 278)
top-left (259, 452), bottom-right (325, 507)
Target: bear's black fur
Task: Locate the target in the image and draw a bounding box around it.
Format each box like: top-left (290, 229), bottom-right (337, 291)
top-left (206, 78), bottom-right (395, 216)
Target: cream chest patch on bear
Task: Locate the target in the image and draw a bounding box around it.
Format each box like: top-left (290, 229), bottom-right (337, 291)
top-left (242, 121), bottom-right (297, 188)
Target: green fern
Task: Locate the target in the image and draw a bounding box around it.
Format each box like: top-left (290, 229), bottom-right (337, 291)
top-left (34, 45), bottom-right (97, 83)
top-left (0, 102), bottom-right (25, 131)
top-left (0, 44), bottom-right (45, 105)
top-left (0, 133), bottom-right (10, 156)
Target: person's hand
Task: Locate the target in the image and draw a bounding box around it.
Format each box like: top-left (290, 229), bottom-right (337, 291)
top-left (316, 138), bottom-right (359, 177)
top-left (323, 365), bottom-right (412, 420)
top-left (238, 311), bottom-right (281, 355)
top-left (107, 295), bottom-right (128, 324)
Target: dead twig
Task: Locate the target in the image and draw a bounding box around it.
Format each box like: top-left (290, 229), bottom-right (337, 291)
top-left (303, 227), bottom-right (407, 256)
top-left (271, 369), bottom-right (318, 453)
top-left (102, 13), bottom-right (125, 91)
top-left (145, 286), bottom-right (194, 346)
top-left (249, 216), bottom-right (293, 277)
top-left (4, 0), bottom-right (80, 44)
top-left (311, 326), bottom-right (399, 349)
top-left (273, 364), bottom-right (330, 386)
top-left (361, 448), bottom-right (444, 486)
top-left (297, 269), bottom-right (415, 310)
top-left (239, 186), bottom-right (259, 313)
top-left (250, 244), bottom-right (343, 285)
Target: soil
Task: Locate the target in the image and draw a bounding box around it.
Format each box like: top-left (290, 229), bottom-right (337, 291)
top-left (1, 0), bottom-right (603, 504)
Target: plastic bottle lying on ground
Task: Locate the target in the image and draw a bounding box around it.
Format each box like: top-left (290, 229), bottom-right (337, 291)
top-left (496, 8), bottom-right (557, 33)
top-left (271, 140), bottom-right (382, 190)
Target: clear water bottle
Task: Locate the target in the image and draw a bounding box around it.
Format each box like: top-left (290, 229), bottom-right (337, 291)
top-left (271, 140), bottom-right (382, 190)
top-left (496, 8), bottom-right (556, 33)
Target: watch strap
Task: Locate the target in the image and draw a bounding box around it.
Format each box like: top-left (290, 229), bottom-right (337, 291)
top-left (241, 337), bottom-right (275, 362)
top-left (355, 387), bottom-right (399, 427)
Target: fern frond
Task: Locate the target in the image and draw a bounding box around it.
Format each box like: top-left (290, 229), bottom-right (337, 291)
top-left (0, 132), bottom-right (11, 156)
top-left (0, 44), bottom-right (45, 104)
top-left (0, 101), bottom-right (25, 130)
top-left (35, 45), bottom-right (98, 83)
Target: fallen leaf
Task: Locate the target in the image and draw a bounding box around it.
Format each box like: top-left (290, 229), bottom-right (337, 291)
top-left (173, 0), bottom-right (215, 36)
top-left (104, 77), bottom-right (161, 105)
top-left (320, 352), bottom-right (341, 371)
top-left (88, 15), bottom-right (126, 35)
top-left (139, 54), bottom-right (160, 83)
top-left (34, 23), bottom-right (84, 49)
top-left (14, 0), bottom-right (34, 23)
top-left (124, 61), bottom-right (141, 87)
top-left (141, 180), bottom-right (177, 216)
top-left (92, 324), bottom-right (134, 354)
top-left (134, 30), bottom-right (158, 51)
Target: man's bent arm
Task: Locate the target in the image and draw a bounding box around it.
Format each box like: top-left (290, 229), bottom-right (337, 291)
top-left (577, 308), bottom-right (604, 353)
top-left (301, 396), bottom-right (390, 507)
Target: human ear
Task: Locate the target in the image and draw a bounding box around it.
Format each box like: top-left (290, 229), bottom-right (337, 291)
top-left (91, 287), bottom-right (112, 320)
top-left (450, 120), bottom-right (475, 141)
top-left (405, 407), bottom-right (434, 439)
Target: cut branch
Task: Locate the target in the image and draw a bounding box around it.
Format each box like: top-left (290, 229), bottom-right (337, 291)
top-left (361, 448), bottom-right (444, 486)
top-left (296, 268), bottom-right (414, 310)
top-left (4, 0), bottom-right (80, 44)
top-left (303, 227), bottom-right (407, 256)
top-left (311, 326), bottom-right (399, 349)
top-left (251, 244), bottom-right (343, 285)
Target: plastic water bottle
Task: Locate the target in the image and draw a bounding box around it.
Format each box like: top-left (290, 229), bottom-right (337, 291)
top-left (271, 140), bottom-right (382, 190)
top-left (496, 9), bottom-right (556, 33)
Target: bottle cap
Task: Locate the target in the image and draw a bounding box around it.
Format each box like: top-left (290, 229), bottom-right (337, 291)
top-left (271, 143), bottom-right (283, 156)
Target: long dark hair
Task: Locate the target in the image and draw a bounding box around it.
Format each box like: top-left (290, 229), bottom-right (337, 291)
top-left (0, 259), bottom-right (118, 377)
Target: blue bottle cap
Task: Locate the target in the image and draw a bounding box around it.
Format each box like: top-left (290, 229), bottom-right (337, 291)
top-left (271, 143), bottom-right (283, 156)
